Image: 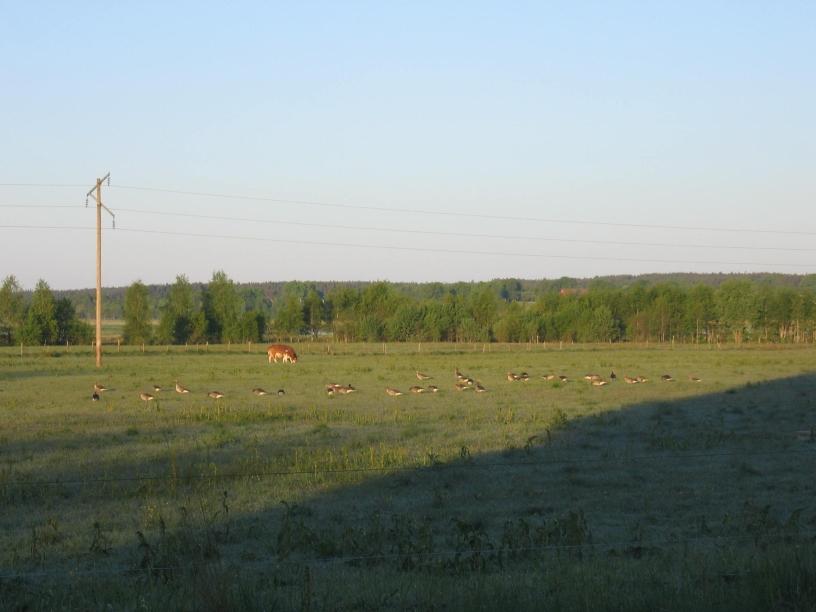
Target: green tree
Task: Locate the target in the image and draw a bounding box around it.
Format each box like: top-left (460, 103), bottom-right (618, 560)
top-left (589, 305), bottom-right (618, 342)
top-left (202, 270), bottom-right (243, 342)
top-left (157, 275), bottom-right (197, 344)
top-left (21, 279), bottom-right (57, 345)
top-left (274, 295), bottom-right (304, 340)
top-left (0, 275), bottom-right (24, 345)
top-left (54, 298), bottom-right (87, 344)
top-left (123, 281), bottom-right (153, 344)
top-left (716, 280), bottom-right (756, 343)
top-left (468, 287), bottom-right (498, 341)
top-left (239, 310), bottom-right (266, 342)
top-left (303, 289), bottom-right (324, 339)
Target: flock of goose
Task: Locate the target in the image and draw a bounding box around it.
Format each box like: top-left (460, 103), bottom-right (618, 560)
top-left (90, 367), bottom-right (703, 405)
top-left (91, 381), bottom-right (286, 405)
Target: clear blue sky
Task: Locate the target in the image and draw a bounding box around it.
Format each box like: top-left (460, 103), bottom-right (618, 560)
top-left (1, 1), bottom-right (814, 289)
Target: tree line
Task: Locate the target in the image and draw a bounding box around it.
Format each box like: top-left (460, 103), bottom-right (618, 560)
top-left (2, 272), bottom-right (815, 346)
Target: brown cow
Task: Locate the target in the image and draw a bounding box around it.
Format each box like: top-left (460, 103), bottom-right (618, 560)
top-left (267, 344), bottom-right (298, 364)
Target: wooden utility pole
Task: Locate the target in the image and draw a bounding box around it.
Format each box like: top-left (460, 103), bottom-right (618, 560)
top-left (86, 173), bottom-right (114, 368)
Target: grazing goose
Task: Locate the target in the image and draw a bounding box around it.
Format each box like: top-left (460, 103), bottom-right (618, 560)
top-left (416, 371), bottom-right (432, 381)
top-left (94, 383), bottom-right (108, 393)
top-left (636, 376), bottom-right (648, 383)
top-left (660, 374), bottom-right (674, 382)
top-left (475, 381), bottom-right (488, 393)
top-left (610, 371), bottom-right (617, 380)
top-left (409, 385), bottom-right (425, 394)
top-left (337, 385), bottom-right (356, 394)
top-left (519, 372), bottom-right (530, 382)
top-left (207, 391), bottom-right (224, 400)
top-left (584, 374), bottom-right (601, 382)
top-left (507, 372), bottom-right (520, 382)
top-left (252, 387), bottom-right (269, 396)
top-left (91, 391), bottom-right (100, 402)
top-left (454, 382), bottom-right (473, 391)
top-left (427, 385), bottom-right (439, 393)
top-left (139, 392), bottom-right (155, 404)
top-left (325, 385), bottom-right (336, 396)
top-left (623, 376), bottom-right (639, 384)
top-left (385, 387), bottom-right (403, 397)
top-left (152, 384), bottom-right (162, 393)
top-left (542, 374), bottom-right (557, 381)
top-left (591, 379), bottom-right (609, 387)
top-left (689, 376), bottom-right (702, 383)
top-left (277, 389), bottom-right (286, 396)
top-left (558, 375), bottom-right (569, 382)
top-left (175, 381), bottom-right (190, 394)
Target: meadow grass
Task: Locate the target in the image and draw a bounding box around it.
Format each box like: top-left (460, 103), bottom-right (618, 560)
top-left (1, 342), bottom-right (815, 610)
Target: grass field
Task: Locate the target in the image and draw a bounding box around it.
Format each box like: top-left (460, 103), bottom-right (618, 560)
top-left (1, 342), bottom-right (816, 610)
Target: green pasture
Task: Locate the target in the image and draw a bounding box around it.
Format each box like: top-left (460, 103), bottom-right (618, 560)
top-left (1, 342), bottom-right (815, 610)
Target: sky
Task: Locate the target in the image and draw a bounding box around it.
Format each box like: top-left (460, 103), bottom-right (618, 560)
top-left (1, 1), bottom-right (814, 290)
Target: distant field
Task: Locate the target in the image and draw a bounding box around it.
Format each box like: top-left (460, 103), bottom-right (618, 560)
top-left (1, 343), bottom-right (815, 610)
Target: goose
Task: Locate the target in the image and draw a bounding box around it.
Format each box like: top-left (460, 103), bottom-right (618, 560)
top-left (542, 374), bottom-right (556, 381)
top-left (427, 385), bottom-right (439, 393)
top-left (635, 376), bottom-right (648, 383)
top-left (409, 385), bottom-right (425, 394)
top-left (475, 381), bottom-right (488, 393)
top-left (337, 385), bottom-right (356, 394)
top-left (277, 389), bottom-right (286, 396)
top-left (507, 372), bottom-right (520, 382)
top-left (558, 375), bottom-right (569, 382)
top-left (689, 376), bottom-right (702, 383)
top-left (385, 387), bottom-right (403, 397)
top-left (152, 384), bottom-right (162, 393)
top-left (139, 392), bottom-right (155, 404)
top-left (454, 382), bottom-right (473, 391)
top-left (610, 371), bottom-right (617, 380)
top-left (175, 381), bottom-right (190, 394)
top-left (325, 385), bottom-right (336, 396)
top-left (252, 387), bottom-right (269, 396)
top-left (623, 376), bottom-right (639, 384)
top-left (207, 391), bottom-right (224, 400)
top-left (94, 383), bottom-right (108, 393)
top-left (584, 374), bottom-right (601, 382)
top-left (660, 374), bottom-right (674, 382)
top-left (591, 379), bottom-right (609, 387)
top-left (465, 377), bottom-right (475, 386)
top-left (519, 372), bottom-right (530, 382)
top-left (91, 391), bottom-right (100, 402)
top-left (416, 371), bottom-right (432, 381)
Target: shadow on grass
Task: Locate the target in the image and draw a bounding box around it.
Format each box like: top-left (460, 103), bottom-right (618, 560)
top-left (3, 373), bottom-right (816, 610)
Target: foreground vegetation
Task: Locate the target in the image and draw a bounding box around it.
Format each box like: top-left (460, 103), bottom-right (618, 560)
top-left (1, 342), bottom-right (815, 610)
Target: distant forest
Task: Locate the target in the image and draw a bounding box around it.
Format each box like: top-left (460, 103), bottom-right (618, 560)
top-left (2, 272), bottom-right (816, 345)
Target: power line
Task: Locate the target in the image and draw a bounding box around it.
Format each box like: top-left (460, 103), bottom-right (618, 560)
top-left (0, 224), bottom-right (812, 268)
top-left (0, 183), bottom-right (86, 188)
top-left (111, 206), bottom-right (816, 254)
top-left (5, 447), bottom-right (814, 488)
top-left (0, 203), bottom-right (78, 209)
top-left (6, 204), bottom-right (816, 253)
top-left (108, 183), bottom-right (816, 237)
